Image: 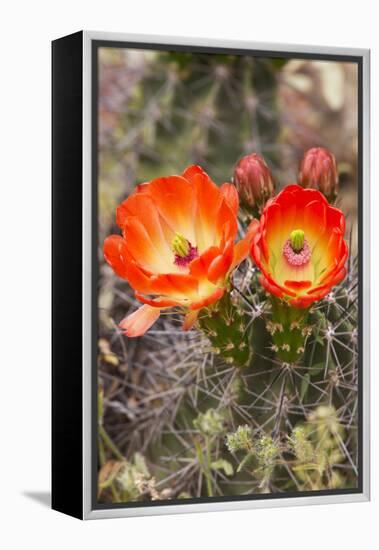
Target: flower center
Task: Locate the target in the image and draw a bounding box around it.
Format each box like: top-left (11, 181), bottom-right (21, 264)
top-left (172, 232), bottom-right (198, 267)
top-left (290, 229), bottom-right (305, 252)
top-left (283, 229), bottom-right (311, 267)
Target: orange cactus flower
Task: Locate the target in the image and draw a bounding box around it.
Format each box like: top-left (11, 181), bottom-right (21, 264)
top-left (104, 165), bottom-right (257, 336)
top-left (250, 184), bottom-right (348, 308)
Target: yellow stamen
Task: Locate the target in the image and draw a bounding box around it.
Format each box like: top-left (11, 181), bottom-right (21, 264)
top-left (172, 232), bottom-right (190, 257)
top-left (290, 229), bottom-right (305, 252)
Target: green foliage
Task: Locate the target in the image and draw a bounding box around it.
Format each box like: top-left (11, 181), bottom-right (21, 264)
top-left (226, 429), bottom-right (280, 488)
top-left (288, 406), bottom-right (347, 490)
top-left (226, 425), bottom-right (252, 453)
top-left (194, 408), bottom-right (225, 437)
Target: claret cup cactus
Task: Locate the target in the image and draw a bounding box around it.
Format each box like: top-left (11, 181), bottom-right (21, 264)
top-left (99, 146), bottom-right (357, 502)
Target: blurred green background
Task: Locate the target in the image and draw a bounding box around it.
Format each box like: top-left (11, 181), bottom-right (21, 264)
top-left (98, 47), bottom-right (358, 249)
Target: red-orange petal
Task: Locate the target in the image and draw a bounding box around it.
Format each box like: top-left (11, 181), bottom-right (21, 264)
top-left (184, 165), bottom-right (238, 249)
top-left (183, 310), bottom-right (199, 331)
top-left (259, 275), bottom-right (284, 299)
top-left (181, 164), bottom-right (208, 183)
top-left (189, 247), bottom-right (221, 279)
top-left (220, 183), bottom-right (239, 216)
top-left (142, 175), bottom-right (197, 242)
top-left (207, 238), bottom-right (234, 284)
top-left (104, 235), bottom-right (132, 279)
top-left (189, 288), bottom-right (225, 310)
top-left (192, 171), bottom-right (236, 249)
top-left (104, 235), bottom-right (152, 294)
top-left (284, 280), bottom-right (312, 290)
top-left (288, 295), bottom-right (316, 308)
top-left (119, 305), bottom-right (161, 337)
top-left (134, 291), bottom-right (182, 308)
top-left (122, 216), bottom-right (169, 273)
top-left (117, 193), bottom-right (173, 256)
top-left (231, 219), bottom-right (259, 271)
top-left (149, 273), bottom-right (198, 298)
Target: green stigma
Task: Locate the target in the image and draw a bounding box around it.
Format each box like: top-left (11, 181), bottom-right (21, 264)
top-left (172, 232), bottom-right (190, 257)
top-left (290, 229), bottom-right (305, 252)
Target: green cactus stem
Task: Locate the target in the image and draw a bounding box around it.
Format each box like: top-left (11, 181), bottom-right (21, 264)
top-left (198, 291), bottom-right (252, 368)
top-left (267, 298), bottom-right (313, 363)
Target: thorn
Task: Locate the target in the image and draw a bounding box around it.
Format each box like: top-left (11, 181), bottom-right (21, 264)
top-left (326, 292), bottom-right (336, 304)
top-left (325, 325), bottom-right (335, 341)
top-left (330, 371), bottom-right (339, 387)
top-left (266, 321), bottom-right (283, 335)
top-left (302, 326), bottom-right (313, 337)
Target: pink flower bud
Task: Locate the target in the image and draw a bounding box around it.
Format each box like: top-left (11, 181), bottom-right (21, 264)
top-left (298, 147), bottom-right (339, 201)
top-left (233, 153), bottom-right (275, 213)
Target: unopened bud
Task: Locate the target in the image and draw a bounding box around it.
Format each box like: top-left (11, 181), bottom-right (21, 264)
top-left (233, 153), bottom-right (275, 214)
top-left (298, 147), bottom-right (339, 201)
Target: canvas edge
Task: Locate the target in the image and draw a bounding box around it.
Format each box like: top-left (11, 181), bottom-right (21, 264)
top-left (82, 30), bottom-right (370, 520)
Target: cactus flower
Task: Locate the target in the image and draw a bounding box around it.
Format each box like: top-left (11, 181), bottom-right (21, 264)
top-left (233, 153), bottom-right (275, 213)
top-left (104, 165), bottom-right (257, 336)
top-left (298, 147), bottom-right (339, 201)
top-left (250, 184), bottom-right (348, 308)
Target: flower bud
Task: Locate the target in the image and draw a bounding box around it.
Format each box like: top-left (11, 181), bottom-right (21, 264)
top-left (233, 153), bottom-right (275, 215)
top-left (298, 147), bottom-right (339, 201)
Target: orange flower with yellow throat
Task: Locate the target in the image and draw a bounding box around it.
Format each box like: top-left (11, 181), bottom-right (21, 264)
top-left (104, 165), bottom-right (257, 337)
top-left (250, 184), bottom-right (348, 308)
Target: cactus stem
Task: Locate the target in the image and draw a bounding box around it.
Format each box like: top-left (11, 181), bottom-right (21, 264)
top-left (269, 297), bottom-right (312, 363)
top-left (198, 292), bottom-right (252, 368)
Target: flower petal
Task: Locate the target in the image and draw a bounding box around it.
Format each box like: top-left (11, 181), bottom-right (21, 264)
top-left (149, 273), bottom-right (199, 299)
top-left (183, 310), bottom-right (199, 331)
top-left (143, 175), bottom-right (197, 244)
top-left (104, 235), bottom-right (152, 294)
top-left (117, 193), bottom-right (174, 260)
top-left (104, 235), bottom-right (132, 279)
top-left (207, 238), bottom-right (234, 284)
top-left (135, 291), bottom-right (182, 308)
top-left (284, 280), bottom-right (312, 290)
top-left (122, 216), bottom-right (176, 273)
top-left (259, 275), bottom-right (285, 299)
top-left (190, 170), bottom-right (237, 251)
top-left (231, 219), bottom-right (259, 270)
top-left (189, 247), bottom-right (221, 279)
top-left (119, 305), bottom-right (161, 337)
top-left (220, 183), bottom-right (239, 216)
top-left (189, 287), bottom-right (225, 310)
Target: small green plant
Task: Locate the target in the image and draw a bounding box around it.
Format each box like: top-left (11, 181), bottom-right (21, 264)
top-left (193, 409), bottom-right (233, 497)
top-left (288, 406), bottom-right (347, 490)
top-left (226, 427), bottom-right (280, 491)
